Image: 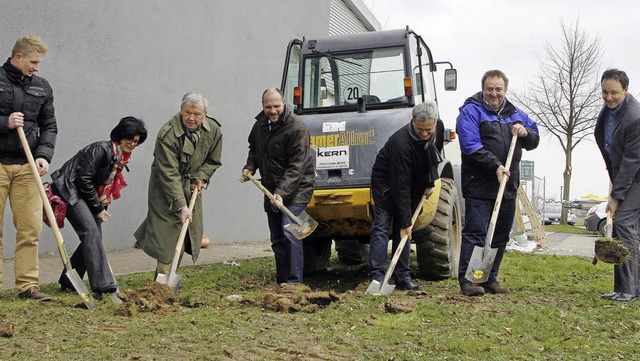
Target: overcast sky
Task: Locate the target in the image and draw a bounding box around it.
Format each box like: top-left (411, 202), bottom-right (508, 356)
top-left (365, 0), bottom-right (637, 201)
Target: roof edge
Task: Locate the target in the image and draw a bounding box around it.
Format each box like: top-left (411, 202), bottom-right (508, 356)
top-left (343, 0), bottom-right (381, 31)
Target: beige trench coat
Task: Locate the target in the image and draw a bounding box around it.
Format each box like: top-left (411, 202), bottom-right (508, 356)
top-left (134, 113), bottom-right (222, 264)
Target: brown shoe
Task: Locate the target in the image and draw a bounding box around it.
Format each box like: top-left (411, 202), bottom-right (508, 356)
top-left (460, 282), bottom-right (485, 297)
top-left (481, 282), bottom-right (511, 294)
top-left (19, 287), bottom-right (52, 301)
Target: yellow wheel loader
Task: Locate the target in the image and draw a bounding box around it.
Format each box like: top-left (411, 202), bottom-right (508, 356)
top-left (280, 26), bottom-right (461, 280)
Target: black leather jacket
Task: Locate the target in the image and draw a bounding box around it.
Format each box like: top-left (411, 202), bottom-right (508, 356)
top-left (51, 141), bottom-right (119, 214)
top-left (0, 58), bottom-right (57, 164)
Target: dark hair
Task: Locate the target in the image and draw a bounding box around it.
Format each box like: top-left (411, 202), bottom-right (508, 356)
top-left (482, 69), bottom-right (509, 91)
top-left (110, 116), bottom-right (148, 145)
top-left (601, 68), bottom-right (629, 89)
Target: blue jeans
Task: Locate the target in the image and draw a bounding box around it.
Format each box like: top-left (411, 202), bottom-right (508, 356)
top-left (59, 198), bottom-right (117, 293)
top-left (368, 205), bottom-right (412, 282)
top-left (266, 203), bottom-right (306, 284)
top-left (458, 197), bottom-right (515, 285)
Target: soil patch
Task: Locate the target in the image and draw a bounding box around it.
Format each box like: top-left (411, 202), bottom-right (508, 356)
top-left (385, 300), bottom-right (414, 314)
top-left (114, 282), bottom-right (178, 317)
top-left (0, 323), bottom-right (14, 338)
top-left (594, 238), bottom-right (630, 264)
top-left (248, 283), bottom-right (341, 313)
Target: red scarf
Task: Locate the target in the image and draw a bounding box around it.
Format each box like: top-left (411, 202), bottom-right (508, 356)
top-left (98, 142), bottom-right (131, 206)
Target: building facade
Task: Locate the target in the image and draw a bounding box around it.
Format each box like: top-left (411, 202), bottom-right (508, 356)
top-left (0, 0), bottom-right (379, 256)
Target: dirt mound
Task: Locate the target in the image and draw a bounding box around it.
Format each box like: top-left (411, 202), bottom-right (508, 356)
top-left (114, 283), bottom-right (178, 317)
top-left (0, 323), bottom-right (14, 338)
top-left (384, 300), bottom-right (414, 314)
top-left (594, 238), bottom-right (630, 264)
top-left (256, 283), bottom-right (341, 313)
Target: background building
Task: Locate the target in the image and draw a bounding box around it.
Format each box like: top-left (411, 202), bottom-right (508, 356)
top-left (1, 0), bottom-right (379, 256)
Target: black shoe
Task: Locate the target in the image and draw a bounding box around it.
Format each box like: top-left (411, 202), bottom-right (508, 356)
top-left (460, 282), bottom-right (485, 297)
top-left (395, 279), bottom-right (423, 291)
top-left (600, 292), bottom-right (616, 300)
top-left (609, 292), bottom-right (637, 302)
top-left (19, 287), bottom-right (52, 301)
top-left (480, 282), bottom-right (511, 294)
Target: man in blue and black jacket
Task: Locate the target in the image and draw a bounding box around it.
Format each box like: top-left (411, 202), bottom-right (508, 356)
top-left (456, 69), bottom-right (539, 297)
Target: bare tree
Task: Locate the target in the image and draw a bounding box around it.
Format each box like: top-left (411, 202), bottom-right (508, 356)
top-left (512, 20), bottom-right (603, 224)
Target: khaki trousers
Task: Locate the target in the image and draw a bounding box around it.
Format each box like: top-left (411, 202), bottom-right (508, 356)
top-left (0, 163), bottom-right (43, 292)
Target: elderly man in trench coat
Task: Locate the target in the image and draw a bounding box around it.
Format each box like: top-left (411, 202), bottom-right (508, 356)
top-left (135, 92), bottom-right (222, 276)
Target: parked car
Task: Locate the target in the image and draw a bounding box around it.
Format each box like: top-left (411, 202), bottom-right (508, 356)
top-left (584, 201), bottom-right (607, 236)
top-left (542, 202), bottom-right (577, 225)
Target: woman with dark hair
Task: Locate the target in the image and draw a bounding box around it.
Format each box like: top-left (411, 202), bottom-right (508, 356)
top-left (51, 116), bottom-right (147, 298)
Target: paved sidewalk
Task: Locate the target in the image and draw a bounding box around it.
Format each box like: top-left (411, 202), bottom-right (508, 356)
top-left (2, 240), bottom-right (272, 290)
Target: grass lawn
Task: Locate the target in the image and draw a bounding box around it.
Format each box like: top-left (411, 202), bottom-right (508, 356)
top-left (1, 250), bottom-right (638, 360)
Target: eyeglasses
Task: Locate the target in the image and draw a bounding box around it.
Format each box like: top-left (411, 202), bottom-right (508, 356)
top-left (122, 138), bottom-right (140, 146)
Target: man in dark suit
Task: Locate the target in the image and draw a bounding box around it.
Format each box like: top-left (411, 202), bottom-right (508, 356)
top-left (595, 68), bottom-right (640, 302)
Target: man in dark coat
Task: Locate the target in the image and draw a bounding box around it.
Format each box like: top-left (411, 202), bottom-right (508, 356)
top-left (0, 36), bottom-right (57, 301)
top-left (240, 88), bottom-right (315, 284)
top-left (368, 100), bottom-right (441, 291)
top-left (595, 68), bottom-right (640, 302)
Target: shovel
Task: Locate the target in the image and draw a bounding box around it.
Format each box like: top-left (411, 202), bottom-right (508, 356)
top-left (106, 261), bottom-right (123, 305)
top-left (365, 194), bottom-right (427, 296)
top-left (465, 133), bottom-right (518, 283)
top-left (155, 190), bottom-right (199, 293)
top-left (246, 173), bottom-right (317, 239)
top-left (17, 127), bottom-right (96, 309)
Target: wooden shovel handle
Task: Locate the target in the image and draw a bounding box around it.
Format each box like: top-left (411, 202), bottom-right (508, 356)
top-left (381, 194), bottom-right (428, 287)
top-left (485, 133), bottom-right (518, 248)
top-left (167, 190), bottom-right (199, 278)
top-left (16, 127), bottom-right (72, 270)
top-left (246, 173), bottom-right (302, 225)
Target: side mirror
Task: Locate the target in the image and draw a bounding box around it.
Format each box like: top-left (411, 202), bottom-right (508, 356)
top-left (444, 68), bottom-right (457, 91)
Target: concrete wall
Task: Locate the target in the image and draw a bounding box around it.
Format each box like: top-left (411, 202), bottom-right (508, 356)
top-left (0, 0), bottom-right (334, 256)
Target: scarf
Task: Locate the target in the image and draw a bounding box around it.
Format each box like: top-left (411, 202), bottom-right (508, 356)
top-left (98, 142), bottom-right (131, 206)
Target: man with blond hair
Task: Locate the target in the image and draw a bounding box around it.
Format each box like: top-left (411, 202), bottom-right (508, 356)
top-left (0, 35), bottom-right (57, 301)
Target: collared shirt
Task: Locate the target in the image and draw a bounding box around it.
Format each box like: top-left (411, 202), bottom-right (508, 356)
top-left (603, 104), bottom-right (621, 157)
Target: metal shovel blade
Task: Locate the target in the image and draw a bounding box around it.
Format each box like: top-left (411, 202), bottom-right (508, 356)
top-left (284, 211), bottom-right (318, 239)
top-left (65, 269), bottom-right (96, 309)
top-left (155, 272), bottom-right (182, 293)
top-left (108, 292), bottom-right (123, 304)
top-left (155, 273), bottom-right (168, 284)
top-left (378, 282), bottom-right (396, 296)
top-left (465, 246), bottom-right (498, 284)
top-left (364, 279), bottom-right (397, 296)
top-left (364, 280), bottom-right (382, 295)
top-left (167, 274), bottom-right (184, 294)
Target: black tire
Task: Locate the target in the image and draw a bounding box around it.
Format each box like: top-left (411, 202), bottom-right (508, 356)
top-left (335, 239), bottom-right (369, 265)
top-left (597, 219), bottom-right (606, 237)
top-left (303, 238), bottom-right (332, 274)
top-left (414, 178), bottom-right (462, 280)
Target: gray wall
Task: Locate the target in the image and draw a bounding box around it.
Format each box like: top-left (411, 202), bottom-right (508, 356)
top-left (1, 0), bottom-right (333, 256)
